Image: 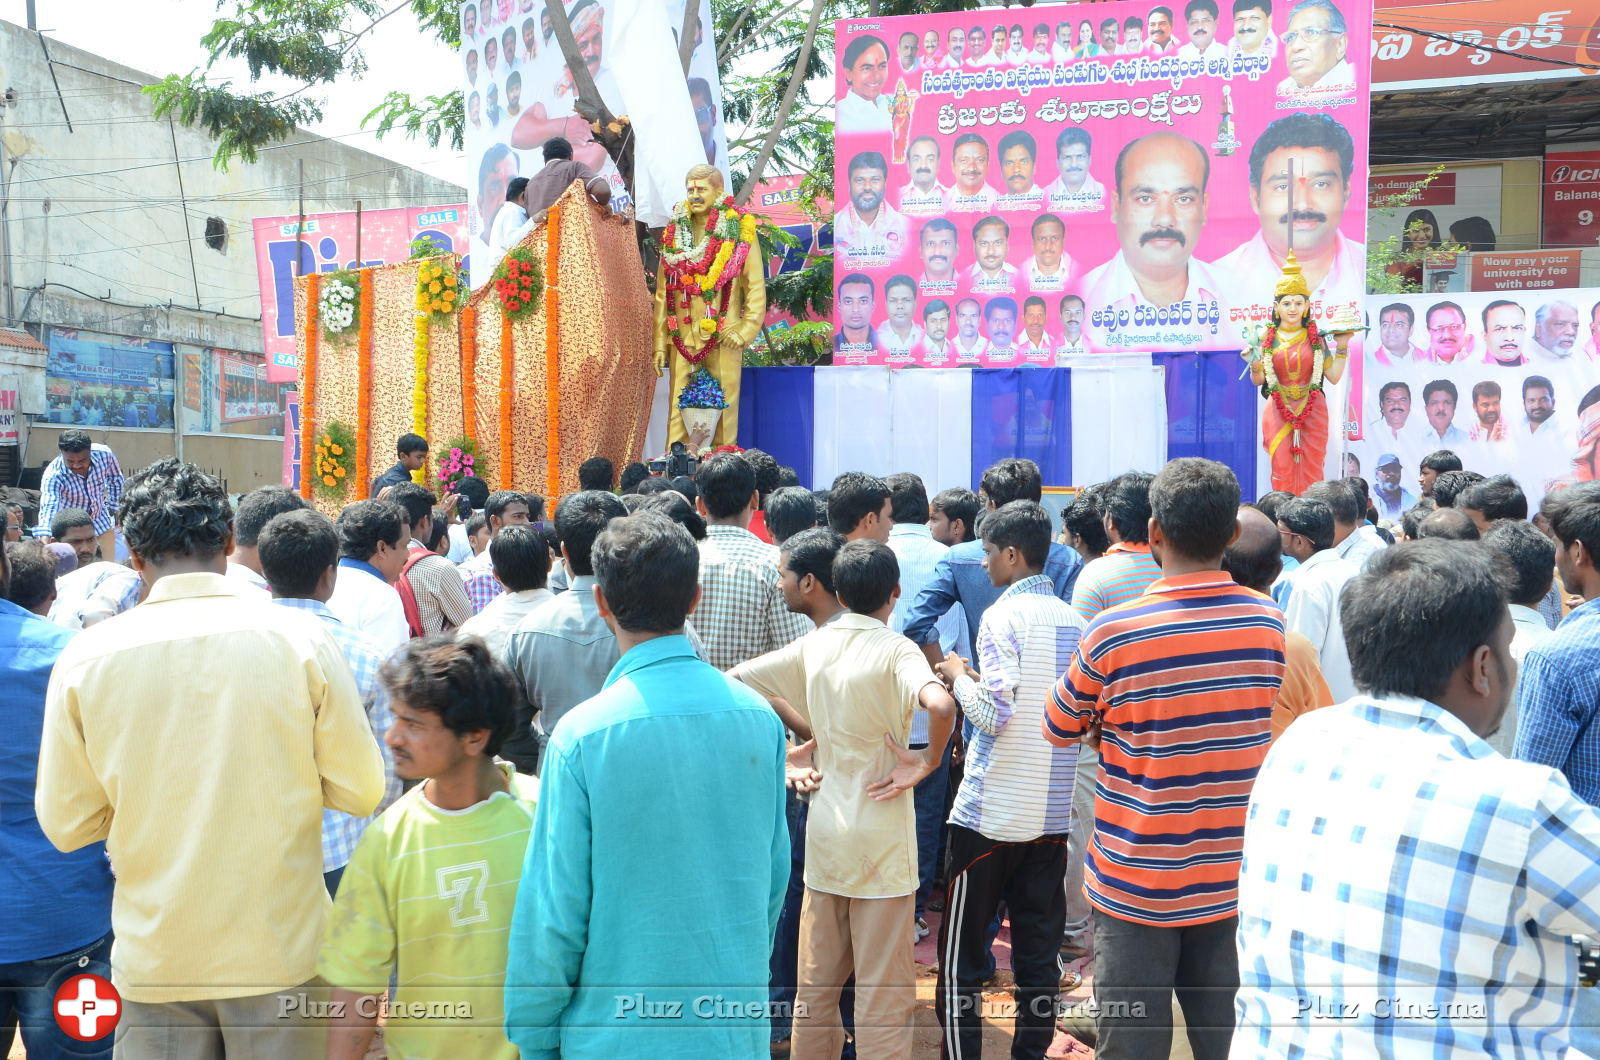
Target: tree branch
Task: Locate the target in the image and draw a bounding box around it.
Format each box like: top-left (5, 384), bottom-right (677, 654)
top-left (678, 0), bottom-right (700, 77)
top-left (719, 0), bottom-right (811, 67)
top-left (717, 3), bottom-right (759, 65)
top-left (733, 0), bottom-right (825, 207)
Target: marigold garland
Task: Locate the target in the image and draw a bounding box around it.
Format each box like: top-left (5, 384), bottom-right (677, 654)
top-left (313, 420), bottom-right (356, 501)
top-left (412, 310), bottom-right (430, 482)
top-left (299, 272), bottom-right (321, 500)
top-left (414, 256), bottom-right (460, 320)
top-left (544, 202), bottom-right (561, 500)
top-left (492, 246), bottom-right (544, 321)
top-left (499, 310), bottom-right (514, 491)
top-left (356, 272), bottom-right (375, 494)
top-left (661, 195), bottom-right (757, 366)
top-left (461, 305), bottom-right (478, 439)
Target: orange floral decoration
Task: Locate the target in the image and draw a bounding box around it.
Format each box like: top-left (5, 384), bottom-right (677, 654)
top-left (461, 304), bottom-right (478, 441)
top-left (499, 310), bottom-right (514, 491)
top-left (356, 269), bottom-right (374, 497)
top-left (299, 272), bottom-right (321, 500)
top-left (544, 201), bottom-right (561, 499)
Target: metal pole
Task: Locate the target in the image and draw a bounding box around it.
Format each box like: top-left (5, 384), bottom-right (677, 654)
top-left (169, 118), bottom-right (202, 310)
top-left (24, 0), bottom-right (34, 29)
top-left (0, 138), bottom-right (12, 326)
top-left (294, 159), bottom-right (305, 277)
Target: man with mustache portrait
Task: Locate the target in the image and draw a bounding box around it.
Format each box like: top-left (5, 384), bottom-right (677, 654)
top-left (917, 219), bottom-right (959, 299)
top-left (1218, 113), bottom-right (1364, 323)
top-left (1044, 129), bottom-right (1105, 214)
top-left (949, 133), bottom-right (999, 213)
top-left (968, 216), bottom-right (1019, 294)
top-left (1080, 131), bottom-right (1225, 351)
top-left (900, 135), bottom-right (948, 216)
top-left (834, 150), bottom-right (908, 267)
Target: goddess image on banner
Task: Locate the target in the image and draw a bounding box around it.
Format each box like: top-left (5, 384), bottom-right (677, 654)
top-left (831, 1), bottom-right (1370, 366)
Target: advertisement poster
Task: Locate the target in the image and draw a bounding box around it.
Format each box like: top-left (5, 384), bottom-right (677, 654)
top-left (1542, 150), bottom-right (1600, 251)
top-left (832, 3), bottom-right (1371, 366)
top-left (1371, 0), bottom-right (1600, 91)
top-left (252, 204), bottom-right (467, 381)
top-left (1351, 290), bottom-right (1600, 509)
top-left (462, 0), bottom-right (727, 286)
top-left (44, 328), bottom-right (176, 429)
top-left (0, 377), bottom-right (17, 445)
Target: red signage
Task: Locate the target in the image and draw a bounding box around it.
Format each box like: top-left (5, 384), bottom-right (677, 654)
top-left (1467, 249), bottom-right (1584, 291)
top-left (1368, 171), bottom-right (1457, 209)
top-left (1543, 150), bottom-right (1600, 251)
top-left (1373, 0), bottom-right (1600, 90)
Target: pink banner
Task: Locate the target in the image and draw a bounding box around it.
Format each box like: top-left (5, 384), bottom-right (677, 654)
top-left (252, 204), bottom-right (467, 381)
top-left (832, 5), bottom-right (1370, 366)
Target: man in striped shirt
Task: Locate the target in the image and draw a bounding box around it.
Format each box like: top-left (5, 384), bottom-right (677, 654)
top-left (932, 501), bottom-right (1086, 1060)
top-left (1044, 457), bottom-right (1285, 1060)
top-left (34, 430), bottom-right (123, 562)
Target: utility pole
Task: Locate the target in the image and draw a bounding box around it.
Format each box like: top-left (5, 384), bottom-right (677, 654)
top-left (1, 136), bottom-right (12, 326)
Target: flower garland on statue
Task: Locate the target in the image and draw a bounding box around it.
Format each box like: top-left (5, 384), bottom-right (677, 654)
top-left (1257, 316), bottom-right (1328, 462)
top-left (319, 270), bottom-right (361, 342)
top-left (313, 421), bottom-right (356, 501)
top-left (661, 194), bottom-right (758, 365)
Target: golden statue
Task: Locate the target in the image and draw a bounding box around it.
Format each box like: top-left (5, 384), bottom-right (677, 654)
top-left (653, 164), bottom-right (766, 448)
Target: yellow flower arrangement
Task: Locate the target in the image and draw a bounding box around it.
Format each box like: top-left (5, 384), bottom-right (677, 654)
top-left (415, 258), bottom-right (461, 319)
top-left (412, 312), bottom-right (430, 472)
top-left (312, 420), bottom-right (357, 501)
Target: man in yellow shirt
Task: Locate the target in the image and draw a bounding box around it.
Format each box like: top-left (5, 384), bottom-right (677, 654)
top-left (35, 458), bottom-right (385, 1058)
top-left (320, 637), bottom-right (537, 1060)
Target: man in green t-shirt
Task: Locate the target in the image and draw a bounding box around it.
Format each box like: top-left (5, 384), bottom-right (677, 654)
top-left (318, 636), bottom-right (537, 1060)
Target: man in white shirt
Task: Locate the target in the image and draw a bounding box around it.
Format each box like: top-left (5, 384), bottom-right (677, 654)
top-left (1217, 113), bottom-right (1364, 325)
top-left (923, 28), bottom-right (943, 67)
top-left (1017, 296), bottom-right (1055, 360)
top-left (837, 34), bottom-right (891, 133)
top-left (1044, 128), bottom-right (1106, 213)
top-left (953, 298), bottom-right (989, 363)
top-left (1366, 381), bottom-right (1417, 470)
top-left (1097, 16), bottom-right (1122, 54)
top-left (1022, 213), bottom-right (1076, 292)
top-left (489, 176), bottom-right (530, 250)
top-left (897, 31), bottom-right (922, 73)
top-left (1229, 0), bottom-right (1277, 60)
top-left (833, 150), bottom-right (908, 266)
top-left (1373, 303), bottom-right (1430, 366)
top-left (1006, 24), bottom-right (1030, 61)
top-left (1306, 479), bottom-right (1385, 570)
top-left (1081, 131), bottom-right (1225, 352)
top-left (984, 28), bottom-right (1010, 65)
top-left (966, 25), bottom-right (993, 67)
top-left (1029, 23), bottom-right (1054, 61)
top-left (899, 136), bottom-right (948, 216)
top-left (1276, 0), bottom-right (1354, 96)
top-left (1417, 379), bottom-right (1469, 449)
top-left (1370, 454), bottom-right (1418, 521)
top-left (1119, 16), bottom-right (1147, 52)
top-left (1277, 495), bottom-right (1359, 701)
top-left (1146, 6), bottom-right (1179, 53)
top-left (942, 26), bottom-right (968, 69)
top-left (328, 499), bottom-right (411, 653)
top-left (996, 130), bottom-right (1044, 206)
top-left (226, 486), bottom-right (308, 599)
top-left (917, 218), bottom-right (960, 294)
top-left (949, 133), bottom-right (999, 213)
top-left (1531, 300), bottom-right (1581, 363)
top-left (1052, 20), bottom-right (1076, 62)
top-left (1176, 0), bottom-right (1226, 60)
top-left (968, 216), bottom-right (1019, 293)
top-left (1520, 375), bottom-right (1574, 472)
top-left (456, 525), bottom-right (552, 657)
top-left (918, 300), bottom-right (955, 365)
top-left (1056, 295), bottom-right (1088, 361)
top-left (983, 298), bottom-right (1021, 362)
top-left (879, 275), bottom-right (923, 360)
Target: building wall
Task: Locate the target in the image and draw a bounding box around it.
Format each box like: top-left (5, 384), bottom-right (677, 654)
top-left (0, 18), bottom-right (462, 484)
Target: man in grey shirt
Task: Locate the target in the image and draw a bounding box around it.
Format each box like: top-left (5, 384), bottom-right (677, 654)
top-left (502, 491), bottom-right (627, 772)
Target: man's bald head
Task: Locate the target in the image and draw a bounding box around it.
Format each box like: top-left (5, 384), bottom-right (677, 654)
top-left (1417, 507), bottom-right (1480, 542)
top-left (1220, 505), bottom-right (1282, 594)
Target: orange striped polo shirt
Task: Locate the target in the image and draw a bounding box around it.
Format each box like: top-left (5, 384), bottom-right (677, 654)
top-left (1043, 571), bottom-right (1286, 926)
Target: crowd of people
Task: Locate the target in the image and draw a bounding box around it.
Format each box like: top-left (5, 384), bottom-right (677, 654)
top-left (5, 427), bottom-right (1600, 1059)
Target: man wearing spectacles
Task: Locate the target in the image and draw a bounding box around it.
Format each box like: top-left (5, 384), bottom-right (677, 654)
top-left (687, 76), bottom-right (719, 167)
top-left (1275, 0), bottom-right (1354, 97)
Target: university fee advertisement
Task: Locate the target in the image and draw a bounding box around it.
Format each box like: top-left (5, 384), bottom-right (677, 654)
top-left (831, 4), bottom-right (1371, 367)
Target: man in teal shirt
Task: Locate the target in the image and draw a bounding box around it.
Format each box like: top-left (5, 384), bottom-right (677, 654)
top-left (506, 512), bottom-right (789, 1058)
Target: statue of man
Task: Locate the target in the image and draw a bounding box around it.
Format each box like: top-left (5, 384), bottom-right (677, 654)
top-left (653, 164), bottom-right (766, 448)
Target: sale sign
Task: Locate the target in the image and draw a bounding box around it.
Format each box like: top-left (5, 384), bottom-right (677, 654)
top-left (1543, 151), bottom-right (1600, 252)
top-left (832, 5), bottom-right (1370, 366)
top-left (251, 204), bottom-right (466, 382)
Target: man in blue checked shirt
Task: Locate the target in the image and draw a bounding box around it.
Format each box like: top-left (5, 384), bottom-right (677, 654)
top-left (34, 430), bottom-right (123, 563)
top-left (1236, 539), bottom-right (1600, 1059)
top-left (257, 509), bottom-right (401, 897)
top-left (1515, 481), bottom-right (1600, 1052)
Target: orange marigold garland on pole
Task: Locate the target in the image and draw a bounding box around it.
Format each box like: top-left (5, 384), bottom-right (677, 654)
top-left (356, 270), bottom-right (375, 495)
top-left (299, 272), bottom-right (321, 500)
top-left (544, 202), bottom-right (561, 500)
top-left (499, 310), bottom-right (514, 491)
top-left (461, 304), bottom-right (478, 440)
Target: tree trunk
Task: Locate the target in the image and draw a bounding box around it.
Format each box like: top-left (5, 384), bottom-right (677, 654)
top-left (733, 0), bottom-right (826, 207)
top-left (679, 1), bottom-right (701, 76)
top-left (540, 0), bottom-right (634, 196)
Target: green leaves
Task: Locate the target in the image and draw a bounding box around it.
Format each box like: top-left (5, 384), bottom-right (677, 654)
top-left (363, 90), bottom-right (463, 151)
top-left (145, 74), bottom-right (323, 168)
